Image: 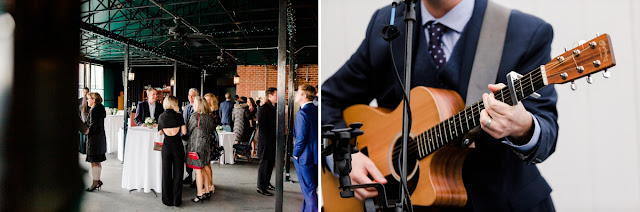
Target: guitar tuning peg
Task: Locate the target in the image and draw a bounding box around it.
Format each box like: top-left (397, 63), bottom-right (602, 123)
top-left (570, 81), bottom-right (577, 91)
top-left (577, 40), bottom-right (587, 45)
top-left (564, 47), bottom-right (568, 52)
top-left (586, 75), bottom-right (594, 84)
top-left (602, 69), bottom-right (610, 78)
top-left (596, 33), bottom-right (600, 37)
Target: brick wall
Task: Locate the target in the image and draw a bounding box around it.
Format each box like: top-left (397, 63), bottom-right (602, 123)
top-left (236, 64), bottom-right (318, 98)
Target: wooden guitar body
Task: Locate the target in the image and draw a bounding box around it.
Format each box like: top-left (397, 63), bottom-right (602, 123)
top-left (321, 87), bottom-right (470, 211)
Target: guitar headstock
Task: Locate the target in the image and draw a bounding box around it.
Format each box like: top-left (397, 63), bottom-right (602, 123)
top-left (544, 33), bottom-right (616, 85)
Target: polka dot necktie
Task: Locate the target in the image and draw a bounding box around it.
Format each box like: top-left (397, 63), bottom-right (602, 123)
top-left (426, 21), bottom-right (448, 70)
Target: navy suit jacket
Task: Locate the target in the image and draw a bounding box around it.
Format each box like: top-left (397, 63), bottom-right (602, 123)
top-left (321, 0), bottom-right (559, 210)
top-left (219, 100), bottom-right (234, 126)
top-left (294, 103), bottom-right (318, 165)
top-left (134, 100), bottom-right (164, 126)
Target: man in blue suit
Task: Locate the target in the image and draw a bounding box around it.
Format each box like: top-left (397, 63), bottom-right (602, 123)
top-left (322, 0), bottom-right (558, 211)
top-left (293, 83), bottom-right (318, 212)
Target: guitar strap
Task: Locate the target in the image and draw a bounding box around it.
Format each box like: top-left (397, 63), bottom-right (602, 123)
top-left (465, 1), bottom-right (512, 106)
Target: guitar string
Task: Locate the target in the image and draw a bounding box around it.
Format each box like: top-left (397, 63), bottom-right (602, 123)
top-left (392, 77), bottom-right (545, 158)
top-left (393, 71), bottom-right (545, 157)
top-left (397, 60), bottom-right (570, 157)
top-left (392, 44), bottom-right (601, 157)
top-left (394, 76), bottom-right (544, 157)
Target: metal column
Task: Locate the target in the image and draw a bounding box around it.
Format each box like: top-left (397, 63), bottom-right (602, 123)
top-left (122, 44), bottom-right (130, 163)
top-left (275, 0), bottom-right (287, 210)
top-left (200, 69), bottom-right (205, 97)
top-left (3, 0), bottom-right (80, 210)
top-left (173, 61), bottom-right (177, 96)
top-left (284, 16), bottom-right (297, 182)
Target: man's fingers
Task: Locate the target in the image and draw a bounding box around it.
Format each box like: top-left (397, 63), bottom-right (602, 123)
top-left (487, 93), bottom-right (509, 116)
top-left (365, 160), bottom-right (387, 184)
top-left (354, 191), bottom-right (364, 201)
top-left (348, 152), bottom-right (386, 201)
top-left (351, 175), bottom-right (378, 199)
top-left (480, 109), bottom-right (502, 139)
top-left (488, 83), bottom-right (507, 92)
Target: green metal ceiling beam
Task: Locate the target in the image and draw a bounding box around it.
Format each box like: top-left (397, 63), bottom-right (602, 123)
top-left (80, 21), bottom-right (202, 68)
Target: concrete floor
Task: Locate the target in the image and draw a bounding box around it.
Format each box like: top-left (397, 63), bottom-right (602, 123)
top-left (79, 153), bottom-right (303, 212)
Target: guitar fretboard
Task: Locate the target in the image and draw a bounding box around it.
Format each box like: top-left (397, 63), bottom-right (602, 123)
top-left (398, 68), bottom-right (547, 159)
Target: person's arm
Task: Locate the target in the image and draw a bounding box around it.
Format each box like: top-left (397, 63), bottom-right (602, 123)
top-left (321, 9), bottom-right (385, 129)
top-left (321, 8), bottom-right (391, 201)
top-left (479, 22), bottom-right (558, 164)
top-left (292, 111), bottom-right (307, 159)
top-left (134, 103), bottom-right (144, 126)
top-left (182, 105), bottom-right (190, 125)
top-left (218, 105), bottom-right (223, 122)
top-left (87, 108), bottom-right (99, 135)
top-left (157, 115), bottom-right (163, 134)
top-left (156, 102), bottom-right (164, 120)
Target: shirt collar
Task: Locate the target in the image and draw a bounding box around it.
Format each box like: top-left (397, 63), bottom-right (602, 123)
top-left (420, 0), bottom-right (474, 33)
top-left (300, 101), bottom-right (312, 108)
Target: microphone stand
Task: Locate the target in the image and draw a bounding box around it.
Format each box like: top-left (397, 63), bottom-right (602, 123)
top-left (400, 1), bottom-right (417, 211)
top-left (381, 1), bottom-right (417, 211)
top-left (380, 1), bottom-right (417, 211)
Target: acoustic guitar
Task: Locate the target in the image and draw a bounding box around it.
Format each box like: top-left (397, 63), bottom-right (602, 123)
top-left (321, 34), bottom-right (616, 211)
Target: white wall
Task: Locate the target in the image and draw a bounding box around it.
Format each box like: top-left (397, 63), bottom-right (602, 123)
top-left (321, 0), bottom-right (640, 211)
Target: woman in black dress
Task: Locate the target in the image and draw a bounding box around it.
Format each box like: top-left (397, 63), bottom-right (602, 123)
top-left (84, 92), bottom-right (107, 192)
top-left (158, 95), bottom-right (187, 206)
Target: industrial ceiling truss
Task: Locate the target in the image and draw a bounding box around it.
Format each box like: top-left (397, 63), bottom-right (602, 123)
top-left (80, 0), bottom-right (318, 68)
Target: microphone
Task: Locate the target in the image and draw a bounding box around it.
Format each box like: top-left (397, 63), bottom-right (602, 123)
top-left (381, 0), bottom-right (402, 41)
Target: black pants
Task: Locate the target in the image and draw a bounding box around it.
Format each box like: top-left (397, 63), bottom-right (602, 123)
top-left (162, 140), bottom-right (184, 206)
top-left (257, 157), bottom-right (275, 190)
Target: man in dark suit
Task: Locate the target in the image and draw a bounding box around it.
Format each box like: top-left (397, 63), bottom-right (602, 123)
top-left (256, 87), bottom-right (277, 196)
top-left (293, 84), bottom-right (318, 212)
top-left (322, 0), bottom-right (558, 211)
top-left (134, 87), bottom-right (164, 126)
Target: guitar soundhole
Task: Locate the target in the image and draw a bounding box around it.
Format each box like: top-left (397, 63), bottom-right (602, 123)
top-left (388, 137), bottom-right (419, 197)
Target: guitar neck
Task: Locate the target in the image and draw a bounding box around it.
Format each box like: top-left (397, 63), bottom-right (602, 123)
top-left (412, 68), bottom-right (547, 159)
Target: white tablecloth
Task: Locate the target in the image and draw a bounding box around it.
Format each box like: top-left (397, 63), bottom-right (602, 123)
top-left (121, 126), bottom-right (163, 193)
top-left (104, 115), bottom-right (124, 154)
top-left (217, 131), bottom-right (236, 164)
top-left (117, 128), bottom-right (124, 161)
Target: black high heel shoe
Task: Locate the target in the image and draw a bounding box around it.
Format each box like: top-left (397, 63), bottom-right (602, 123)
top-left (85, 181), bottom-right (99, 192)
top-left (203, 191), bottom-right (212, 200)
top-left (191, 195), bottom-right (204, 203)
top-left (97, 180), bottom-right (104, 190)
